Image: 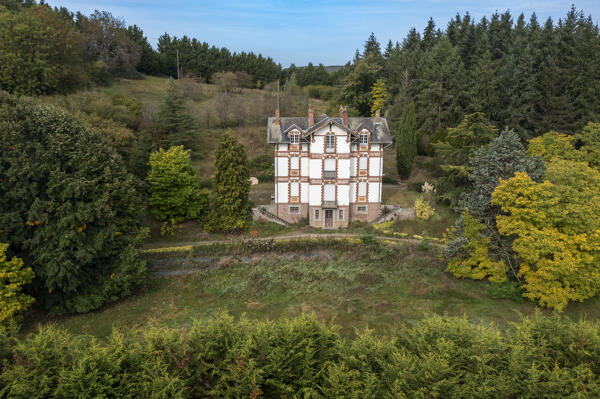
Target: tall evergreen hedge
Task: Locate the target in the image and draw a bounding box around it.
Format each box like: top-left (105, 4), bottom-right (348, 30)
top-left (1, 313), bottom-right (600, 397)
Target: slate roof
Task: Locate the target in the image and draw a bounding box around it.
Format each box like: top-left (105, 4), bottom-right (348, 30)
top-left (267, 115), bottom-right (393, 145)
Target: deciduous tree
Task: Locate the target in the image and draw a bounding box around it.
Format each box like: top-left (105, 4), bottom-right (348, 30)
top-left (0, 243), bottom-right (35, 330)
top-left (492, 160), bottom-right (600, 310)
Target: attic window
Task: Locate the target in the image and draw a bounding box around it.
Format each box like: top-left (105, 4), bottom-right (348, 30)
top-left (360, 133), bottom-right (369, 144)
top-left (290, 132), bottom-right (299, 144)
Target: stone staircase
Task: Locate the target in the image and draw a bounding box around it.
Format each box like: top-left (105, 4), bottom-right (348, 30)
top-left (252, 206), bottom-right (290, 226)
top-left (375, 205), bottom-right (416, 224)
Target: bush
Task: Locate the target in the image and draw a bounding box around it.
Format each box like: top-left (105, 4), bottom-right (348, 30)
top-left (414, 197), bottom-right (435, 220)
top-left (486, 281), bottom-right (525, 302)
top-left (2, 313), bottom-right (600, 397)
top-left (382, 175), bottom-right (398, 184)
top-left (408, 181), bottom-right (424, 192)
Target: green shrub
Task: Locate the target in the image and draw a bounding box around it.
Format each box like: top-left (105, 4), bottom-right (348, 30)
top-left (486, 281), bottom-right (525, 302)
top-left (382, 175), bottom-right (398, 184)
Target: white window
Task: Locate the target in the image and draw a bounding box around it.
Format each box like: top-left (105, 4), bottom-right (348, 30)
top-left (358, 182), bottom-right (367, 197)
top-left (314, 209), bottom-right (320, 220)
top-left (324, 184), bottom-right (336, 201)
top-left (357, 205), bottom-right (368, 213)
top-left (326, 134), bottom-right (335, 151)
top-left (290, 157), bottom-right (299, 170)
top-left (289, 206), bottom-right (300, 214)
top-left (360, 133), bottom-right (368, 144)
top-left (338, 209), bottom-right (344, 220)
top-left (359, 157), bottom-right (368, 170)
top-left (290, 133), bottom-right (299, 144)
top-left (324, 158), bottom-right (336, 179)
top-left (290, 182), bottom-right (299, 197)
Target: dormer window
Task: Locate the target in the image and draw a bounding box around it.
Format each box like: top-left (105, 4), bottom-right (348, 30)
top-left (325, 134), bottom-right (335, 152)
top-left (290, 132), bottom-right (299, 144)
top-left (360, 133), bottom-right (369, 145)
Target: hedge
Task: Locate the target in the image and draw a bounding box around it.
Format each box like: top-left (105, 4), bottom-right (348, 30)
top-left (1, 313), bottom-right (600, 397)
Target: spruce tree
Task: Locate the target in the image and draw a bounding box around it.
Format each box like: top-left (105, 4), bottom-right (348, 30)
top-left (208, 132), bottom-right (250, 232)
top-left (396, 102), bottom-right (417, 179)
top-left (417, 37), bottom-right (465, 135)
top-left (156, 79), bottom-right (198, 149)
top-left (468, 32), bottom-right (499, 120)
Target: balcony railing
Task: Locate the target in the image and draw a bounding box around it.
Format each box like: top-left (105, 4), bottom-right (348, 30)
top-left (322, 201), bottom-right (338, 209)
top-left (323, 171), bottom-right (336, 179)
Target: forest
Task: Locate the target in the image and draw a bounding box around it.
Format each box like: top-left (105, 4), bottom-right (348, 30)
top-left (1, 0), bottom-right (600, 395)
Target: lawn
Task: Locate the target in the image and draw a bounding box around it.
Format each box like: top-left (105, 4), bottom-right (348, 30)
top-left (24, 242), bottom-right (600, 339)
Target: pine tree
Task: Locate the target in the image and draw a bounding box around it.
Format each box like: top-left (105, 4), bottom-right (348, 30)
top-left (396, 102), bottom-right (417, 179)
top-left (157, 79), bottom-right (199, 149)
top-left (208, 133), bottom-right (251, 232)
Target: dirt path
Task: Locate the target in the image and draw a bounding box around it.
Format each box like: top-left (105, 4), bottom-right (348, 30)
top-left (146, 232), bottom-right (441, 250)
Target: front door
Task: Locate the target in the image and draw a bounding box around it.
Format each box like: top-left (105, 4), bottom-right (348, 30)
top-left (325, 209), bottom-right (333, 228)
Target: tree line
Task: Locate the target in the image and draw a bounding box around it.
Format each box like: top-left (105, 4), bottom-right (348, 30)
top-left (0, 0), bottom-right (283, 95)
top-left (336, 6), bottom-right (600, 140)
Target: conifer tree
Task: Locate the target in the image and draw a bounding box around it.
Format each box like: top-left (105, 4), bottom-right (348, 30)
top-left (417, 37), bottom-right (465, 135)
top-left (156, 79), bottom-right (198, 149)
top-left (147, 146), bottom-right (208, 225)
top-left (208, 133), bottom-right (250, 232)
top-left (469, 32), bottom-right (499, 119)
top-left (396, 102), bottom-right (417, 179)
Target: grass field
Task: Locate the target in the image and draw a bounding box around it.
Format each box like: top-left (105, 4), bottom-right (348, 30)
top-left (24, 242), bottom-right (600, 339)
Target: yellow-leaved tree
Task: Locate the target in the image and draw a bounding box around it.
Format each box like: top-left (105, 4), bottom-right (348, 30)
top-left (0, 243), bottom-right (35, 330)
top-left (444, 210), bottom-right (508, 282)
top-left (491, 160), bottom-right (600, 310)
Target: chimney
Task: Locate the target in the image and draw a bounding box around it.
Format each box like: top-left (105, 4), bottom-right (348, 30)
top-left (274, 108), bottom-right (280, 125)
top-left (308, 104), bottom-right (314, 127)
top-left (375, 109), bottom-right (380, 123)
top-left (341, 106), bottom-right (348, 127)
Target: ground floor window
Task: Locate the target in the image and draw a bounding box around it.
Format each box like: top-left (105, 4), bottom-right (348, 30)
top-left (357, 205), bottom-right (367, 213)
top-left (338, 209), bottom-right (344, 220)
top-left (314, 209), bottom-right (320, 220)
top-left (289, 206), bottom-right (300, 214)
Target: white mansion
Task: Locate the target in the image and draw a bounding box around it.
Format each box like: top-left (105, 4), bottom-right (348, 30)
top-left (267, 105), bottom-right (393, 228)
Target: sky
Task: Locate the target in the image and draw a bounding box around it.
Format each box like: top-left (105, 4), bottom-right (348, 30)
top-left (47, 0), bottom-right (600, 66)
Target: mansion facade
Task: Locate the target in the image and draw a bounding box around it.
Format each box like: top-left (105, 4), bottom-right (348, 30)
top-left (267, 106), bottom-right (393, 228)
